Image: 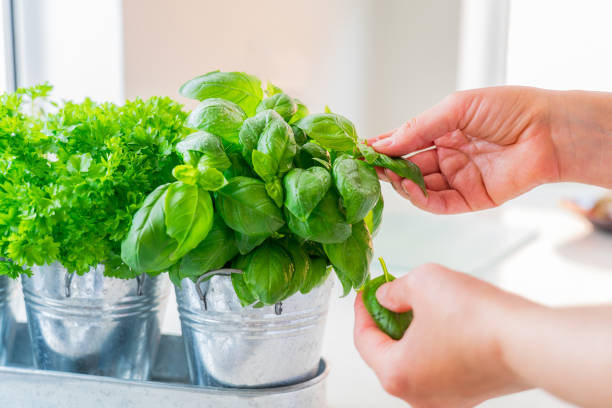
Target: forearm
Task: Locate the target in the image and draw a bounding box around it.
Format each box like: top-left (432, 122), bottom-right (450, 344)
top-left (550, 90), bottom-right (612, 188)
top-left (498, 302), bottom-right (612, 407)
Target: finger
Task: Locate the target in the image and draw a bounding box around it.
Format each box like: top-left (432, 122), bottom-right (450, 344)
top-left (387, 169), bottom-right (413, 201)
top-left (371, 95), bottom-right (461, 156)
top-left (376, 166), bottom-right (390, 183)
top-left (406, 149), bottom-right (439, 175)
top-left (367, 129), bottom-right (395, 145)
top-left (401, 180), bottom-right (472, 214)
top-left (424, 173), bottom-right (450, 191)
top-left (376, 276), bottom-right (415, 313)
top-left (354, 292), bottom-right (396, 371)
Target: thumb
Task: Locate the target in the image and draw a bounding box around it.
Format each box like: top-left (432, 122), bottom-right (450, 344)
top-left (368, 93), bottom-right (462, 156)
top-left (376, 276), bottom-right (414, 313)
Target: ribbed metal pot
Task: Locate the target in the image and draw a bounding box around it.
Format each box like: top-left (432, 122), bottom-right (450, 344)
top-left (0, 275), bottom-right (18, 366)
top-left (175, 270), bottom-right (333, 388)
top-left (21, 262), bottom-right (169, 380)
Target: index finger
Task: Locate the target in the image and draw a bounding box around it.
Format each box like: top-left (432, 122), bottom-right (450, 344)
top-left (354, 292), bottom-right (396, 372)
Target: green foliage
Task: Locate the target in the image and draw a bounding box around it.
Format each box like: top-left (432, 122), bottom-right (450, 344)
top-left (185, 98), bottom-right (246, 144)
top-left (332, 155), bottom-right (381, 223)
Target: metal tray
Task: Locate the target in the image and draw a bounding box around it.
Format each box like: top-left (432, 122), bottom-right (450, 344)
top-left (0, 323), bottom-right (329, 407)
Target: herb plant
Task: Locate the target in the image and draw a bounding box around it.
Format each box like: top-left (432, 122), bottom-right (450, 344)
top-left (122, 70), bottom-right (426, 307)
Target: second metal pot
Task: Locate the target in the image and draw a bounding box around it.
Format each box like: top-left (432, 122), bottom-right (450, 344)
top-left (0, 275), bottom-right (18, 366)
top-left (21, 262), bottom-right (169, 380)
top-left (175, 271), bottom-right (333, 388)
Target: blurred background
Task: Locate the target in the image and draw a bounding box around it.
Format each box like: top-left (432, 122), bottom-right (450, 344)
top-left (2, 0), bottom-right (611, 406)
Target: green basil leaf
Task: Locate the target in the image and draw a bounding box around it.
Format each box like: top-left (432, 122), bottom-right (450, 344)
top-left (121, 184), bottom-right (178, 273)
top-left (265, 178), bottom-right (283, 208)
top-left (176, 131), bottom-right (230, 170)
top-left (279, 239), bottom-right (309, 297)
top-left (283, 167), bottom-right (331, 220)
top-left (324, 220), bottom-right (373, 293)
top-left (234, 231), bottom-right (267, 255)
top-left (164, 182), bottom-right (214, 262)
top-left (232, 271), bottom-right (257, 306)
top-left (357, 142), bottom-right (378, 164)
top-left (370, 192), bottom-right (384, 237)
top-left (255, 114), bottom-right (296, 174)
top-left (294, 142), bottom-right (331, 169)
top-left (332, 155), bottom-right (381, 223)
top-left (291, 124), bottom-right (308, 146)
top-left (185, 98), bottom-right (246, 144)
top-left (265, 82), bottom-right (283, 97)
top-left (289, 99), bottom-right (309, 124)
top-left (373, 153), bottom-right (427, 195)
top-left (179, 214), bottom-right (238, 279)
top-left (251, 150), bottom-right (276, 182)
top-left (196, 166), bottom-right (227, 191)
top-left (223, 152), bottom-right (254, 180)
top-left (215, 176), bottom-right (285, 236)
top-left (363, 274), bottom-right (412, 340)
top-left (172, 164), bottom-right (199, 185)
top-left (243, 241), bottom-right (294, 305)
top-left (179, 71), bottom-right (263, 116)
top-left (285, 189), bottom-right (352, 244)
top-left (238, 109), bottom-right (289, 165)
top-left (256, 93), bottom-right (297, 122)
top-left (300, 256), bottom-right (330, 294)
top-left (296, 113), bottom-right (357, 153)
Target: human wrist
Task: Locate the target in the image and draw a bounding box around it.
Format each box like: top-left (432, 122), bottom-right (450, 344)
top-left (550, 90), bottom-right (612, 187)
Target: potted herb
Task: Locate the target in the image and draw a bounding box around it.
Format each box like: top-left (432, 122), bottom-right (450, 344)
top-left (0, 87), bottom-right (188, 379)
top-left (121, 71), bottom-right (426, 387)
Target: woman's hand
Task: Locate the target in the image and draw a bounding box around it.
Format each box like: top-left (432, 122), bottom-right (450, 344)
top-left (369, 87), bottom-right (612, 214)
top-left (354, 263), bottom-right (533, 408)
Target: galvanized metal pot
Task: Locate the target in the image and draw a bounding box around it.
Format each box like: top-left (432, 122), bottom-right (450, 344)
top-left (175, 270), bottom-right (333, 388)
top-left (21, 262), bottom-right (169, 380)
top-left (0, 275), bottom-right (18, 366)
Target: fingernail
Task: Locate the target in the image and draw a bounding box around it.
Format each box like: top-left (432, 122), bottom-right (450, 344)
top-left (376, 284), bottom-right (388, 301)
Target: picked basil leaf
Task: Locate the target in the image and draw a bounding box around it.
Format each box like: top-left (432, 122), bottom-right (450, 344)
top-left (179, 71), bottom-right (263, 116)
top-left (300, 256), bottom-right (331, 295)
top-left (179, 215), bottom-right (238, 280)
top-left (243, 241), bottom-right (294, 305)
top-left (324, 220), bottom-right (373, 295)
top-left (294, 142), bottom-right (331, 169)
top-left (121, 184), bottom-right (179, 273)
top-left (283, 167), bottom-right (331, 220)
top-left (256, 93), bottom-right (297, 122)
top-left (176, 131), bottom-right (230, 170)
top-left (164, 182), bottom-right (214, 262)
top-left (357, 142), bottom-right (378, 164)
top-left (185, 98), bottom-right (246, 144)
top-left (285, 189), bottom-right (352, 244)
top-left (296, 113), bottom-right (357, 153)
top-left (333, 155), bottom-right (381, 223)
top-left (372, 153), bottom-right (427, 195)
top-left (216, 177), bottom-right (285, 236)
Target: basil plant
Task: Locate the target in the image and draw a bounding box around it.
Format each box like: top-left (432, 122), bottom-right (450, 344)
top-left (121, 71), bottom-right (426, 306)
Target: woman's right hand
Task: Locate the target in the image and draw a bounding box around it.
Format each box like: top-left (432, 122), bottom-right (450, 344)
top-left (369, 86), bottom-right (612, 214)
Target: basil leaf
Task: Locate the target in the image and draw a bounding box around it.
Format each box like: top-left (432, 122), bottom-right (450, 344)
top-left (234, 231), bottom-right (267, 255)
top-left (238, 109), bottom-right (293, 166)
top-left (364, 192), bottom-right (384, 237)
top-left (215, 177), bottom-right (285, 236)
top-left (324, 220), bottom-right (373, 294)
top-left (255, 114), bottom-right (296, 175)
top-left (176, 131), bottom-right (230, 170)
top-left (256, 93), bottom-right (297, 122)
top-left (289, 99), bottom-right (309, 124)
top-left (185, 98), bottom-right (246, 144)
top-left (279, 239), bottom-right (309, 297)
top-left (285, 189), bottom-right (352, 244)
top-left (264, 178), bottom-right (284, 208)
top-left (300, 256), bottom-right (331, 295)
top-left (265, 82), bottom-right (283, 97)
top-left (296, 113), bottom-right (357, 153)
top-left (357, 142), bottom-right (378, 164)
top-left (196, 166), bottom-right (227, 191)
top-left (223, 151), bottom-right (255, 180)
top-left (164, 182), bottom-right (214, 262)
top-left (363, 274), bottom-right (412, 340)
top-left (232, 271), bottom-right (257, 306)
top-left (179, 71), bottom-right (263, 116)
top-left (121, 184), bottom-right (178, 273)
top-left (243, 241), bottom-right (294, 305)
top-left (372, 153), bottom-right (427, 195)
top-left (294, 142), bottom-right (331, 169)
top-left (179, 215), bottom-right (238, 279)
top-left (291, 124), bottom-right (308, 146)
top-left (172, 164), bottom-right (199, 185)
top-left (283, 167), bottom-right (331, 220)
top-left (251, 149), bottom-right (276, 182)
top-left (332, 155), bottom-right (381, 223)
